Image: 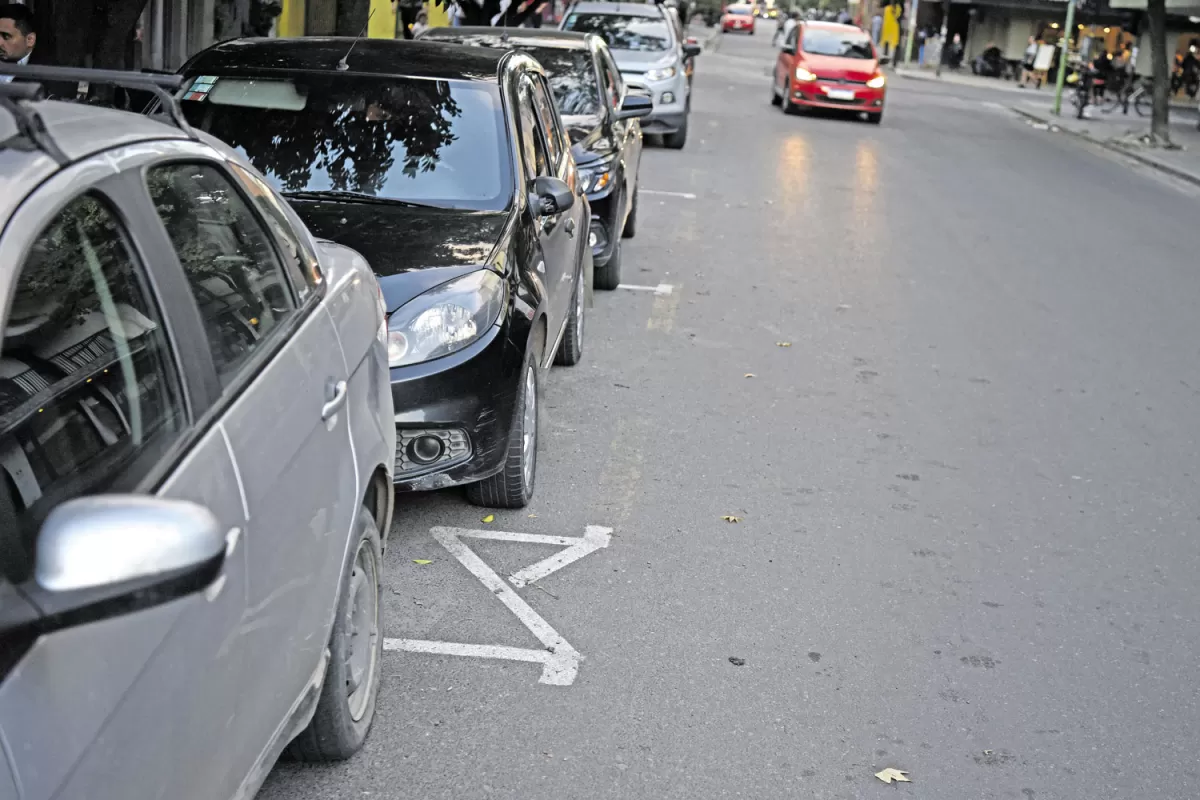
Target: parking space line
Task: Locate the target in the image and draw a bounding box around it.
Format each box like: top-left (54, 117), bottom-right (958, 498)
top-left (647, 282), bottom-right (683, 333)
top-left (618, 283), bottom-right (674, 295)
top-left (641, 189), bottom-right (697, 199)
top-left (384, 525), bottom-right (612, 686)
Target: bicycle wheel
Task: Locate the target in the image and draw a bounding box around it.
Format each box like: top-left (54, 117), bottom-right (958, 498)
top-left (1134, 90), bottom-right (1151, 117)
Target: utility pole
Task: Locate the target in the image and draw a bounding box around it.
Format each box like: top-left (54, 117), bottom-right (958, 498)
top-left (902, 0), bottom-right (919, 67)
top-left (933, 0), bottom-right (949, 76)
top-left (1052, 0), bottom-right (1077, 115)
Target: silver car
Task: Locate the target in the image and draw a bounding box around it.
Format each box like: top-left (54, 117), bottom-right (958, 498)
top-left (0, 69), bottom-right (395, 799)
top-left (561, 1), bottom-right (702, 149)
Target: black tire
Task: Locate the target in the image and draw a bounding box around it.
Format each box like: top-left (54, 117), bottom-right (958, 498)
top-left (466, 350), bottom-right (538, 508)
top-left (554, 265), bottom-right (585, 366)
top-left (288, 506), bottom-right (383, 762)
top-left (770, 78), bottom-right (782, 106)
top-left (594, 238), bottom-right (622, 290)
top-left (1135, 92), bottom-right (1150, 117)
top-left (867, 111), bottom-right (883, 124)
top-left (622, 187), bottom-right (638, 239)
top-left (663, 115), bottom-right (688, 149)
top-left (782, 80), bottom-right (800, 115)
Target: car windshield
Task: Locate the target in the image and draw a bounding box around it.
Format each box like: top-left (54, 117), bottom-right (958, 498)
top-left (178, 74), bottom-right (512, 211)
top-left (801, 28), bottom-right (875, 59)
top-left (562, 13), bottom-right (671, 52)
top-left (728, 7), bottom-right (752, 14)
top-left (523, 47), bottom-right (601, 116)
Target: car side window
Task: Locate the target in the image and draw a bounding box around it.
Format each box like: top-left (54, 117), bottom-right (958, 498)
top-left (146, 163), bottom-right (299, 388)
top-left (603, 52), bottom-right (625, 106)
top-left (598, 55), bottom-right (618, 112)
top-left (228, 162), bottom-right (323, 300)
top-left (530, 77), bottom-right (564, 171)
top-left (518, 81), bottom-right (552, 179)
top-left (0, 193), bottom-right (186, 580)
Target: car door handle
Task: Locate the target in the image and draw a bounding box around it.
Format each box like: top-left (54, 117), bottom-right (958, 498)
top-left (322, 380), bottom-right (348, 422)
top-left (564, 218), bottom-right (576, 237)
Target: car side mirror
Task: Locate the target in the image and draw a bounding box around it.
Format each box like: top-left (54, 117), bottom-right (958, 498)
top-left (529, 175), bottom-right (575, 217)
top-left (683, 43), bottom-right (703, 57)
top-left (782, 44), bottom-right (796, 55)
top-left (26, 495), bottom-right (226, 629)
top-left (616, 94), bottom-right (653, 119)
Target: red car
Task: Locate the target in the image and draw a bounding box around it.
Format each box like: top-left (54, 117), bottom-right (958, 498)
top-left (771, 21), bottom-right (887, 123)
top-left (721, 5), bottom-right (756, 34)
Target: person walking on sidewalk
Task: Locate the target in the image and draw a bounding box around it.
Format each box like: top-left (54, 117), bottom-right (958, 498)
top-left (1021, 36), bottom-right (1038, 87)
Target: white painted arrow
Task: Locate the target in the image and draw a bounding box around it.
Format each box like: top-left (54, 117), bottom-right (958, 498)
top-left (384, 525), bottom-right (612, 686)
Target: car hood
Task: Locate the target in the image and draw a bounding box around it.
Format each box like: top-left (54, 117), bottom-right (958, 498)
top-left (801, 53), bottom-right (878, 80)
top-left (291, 201), bottom-right (510, 312)
top-left (563, 114), bottom-right (610, 166)
top-left (610, 49), bottom-right (676, 73)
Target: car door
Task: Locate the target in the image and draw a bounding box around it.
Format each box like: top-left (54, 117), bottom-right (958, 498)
top-left (0, 169), bottom-right (250, 800)
top-left (143, 158), bottom-right (359, 772)
top-left (778, 25), bottom-right (800, 88)
top-left (518, 75), bottom-right (573, 346)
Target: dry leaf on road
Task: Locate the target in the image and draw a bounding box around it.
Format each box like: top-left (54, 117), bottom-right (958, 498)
top-left (744, 373), bottom-right (756, 378)
top-left (775, 341), bottom-right (792, 347)
top-left (482, 514), bottom-right (495, 523)
top-left (721, 515), bottom-right (741, 523)
top-left (874, 768), bottom-right (911, 784)
top-left (412, 559), bottom-right (433, 565)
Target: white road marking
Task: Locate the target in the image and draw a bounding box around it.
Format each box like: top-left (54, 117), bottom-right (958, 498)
top-left (384, 525), bottom-right (613, 686)
top-left (617, 283), bottom-right (674, 295)
top-left (641, 189), bottom-right (697, 199)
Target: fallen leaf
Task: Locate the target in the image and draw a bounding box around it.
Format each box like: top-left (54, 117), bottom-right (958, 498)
top-left (412, 559), bottom-right (432, 565)
top-left (482, 514), bottom-right (495, 523)
top-left (528, 514), bottom-right (538, 518)
top-left (744, 373), bottom-right (756, 379)
top-left (721, 515), bottom-right (741, 523)
top-left (728, 656), bottom-right (746, 666)
top-left (776, 341), bottom-right (792, 347)
top-left (983, 749), bottom-right (993, 755)
top-left (874, 768), bottom-right (910, 784)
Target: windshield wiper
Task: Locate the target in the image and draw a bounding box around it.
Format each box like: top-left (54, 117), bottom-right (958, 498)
top-left (280, 190), bottom-right (435, 208)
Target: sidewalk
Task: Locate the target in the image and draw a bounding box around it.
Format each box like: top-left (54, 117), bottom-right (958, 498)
top-left (1010, 101), bottom-right (1200, 187)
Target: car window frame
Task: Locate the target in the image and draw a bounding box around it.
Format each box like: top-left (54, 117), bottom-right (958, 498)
top-left (529, 74), bottom-right (566, 175)
top-left (599, 48), bottom-right (624, 113)
top-left (517, 76), bottom-right (555, 180)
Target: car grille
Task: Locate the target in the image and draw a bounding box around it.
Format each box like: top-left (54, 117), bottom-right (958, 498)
top-left (817, 76), bottom-right (868, 85)
top-left (395, 427), bottom-right (471, 475)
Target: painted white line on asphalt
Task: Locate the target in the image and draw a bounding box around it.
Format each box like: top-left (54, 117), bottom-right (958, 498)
top-left (617, 283), bottom-right (674, 295)
top-left (641, 189), bottom-right (697, 199)
top-left (981, 101), bottom-right (1007, 111)
top-left (384, 525), bottom-right (612, 686)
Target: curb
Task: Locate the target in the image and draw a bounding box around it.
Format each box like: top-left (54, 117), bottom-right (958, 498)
top-left (1009, 106), bottom-right (1200, 188)
top-left (897, 70), bottom-right (1199, 110)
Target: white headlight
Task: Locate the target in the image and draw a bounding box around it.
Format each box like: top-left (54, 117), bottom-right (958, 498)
top-left (645, 65), bottom-right (677, 82)
top-left (387, 270), bottom-right (505, 367)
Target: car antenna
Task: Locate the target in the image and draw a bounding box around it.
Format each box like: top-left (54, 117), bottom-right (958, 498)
top-left (337, 8), bottom-right (375, 72)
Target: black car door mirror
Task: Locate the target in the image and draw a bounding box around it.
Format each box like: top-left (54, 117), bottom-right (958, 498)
top-left (683, 43), bottom-right (703, 57)
top-left (530, 175), bottom-right (575, 217)
top-left (782, 44), bottom-right (796, 55)
top-left (616, 94), bottom-right (653, 120)
top-left (19, 495), bottom-right (227, 634)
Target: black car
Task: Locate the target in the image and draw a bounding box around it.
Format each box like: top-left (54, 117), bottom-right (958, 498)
top-left (419, 27), bottom-right (652, 290)
top-left (176, 39), bottom-right (591, 508)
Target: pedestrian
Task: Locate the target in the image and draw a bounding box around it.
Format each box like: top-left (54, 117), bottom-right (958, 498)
top-left (917, 26), bottom-right (928, 66)
top-left (870, 10), bottom-right (883, 43)
top-left (1020, 35), bottom-right (1038, 87)
top-left (945, 32), bottom-right (963, 70)
top-left (0, 2), bottom-right (36, 82)
top-left (411, 7), bottom-right (429, 36)
top-left (836, 8), bottom-right (851, 24)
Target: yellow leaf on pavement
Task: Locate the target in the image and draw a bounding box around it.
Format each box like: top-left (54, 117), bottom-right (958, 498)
top-left (744, 373), bottom-right (756, 378)
top-left (721, 515), bottom-right (741, 523)
top-left (412, 559), bottom-right (432, 565)
top-left (776, 341), bottom-right (792, 347)
top-left (482, 514), bottom-right (495, 523)
top-left (874, 768), bottom-right (911, 784)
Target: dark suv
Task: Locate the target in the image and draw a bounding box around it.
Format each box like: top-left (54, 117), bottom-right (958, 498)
top-left (419, 28), bottom-right (652, 289)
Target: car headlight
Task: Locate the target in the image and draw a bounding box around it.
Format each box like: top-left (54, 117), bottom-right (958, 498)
top-left (578, 158), bottom-right (614, 194)
top-left (795, 66), bottom-right (817, 82)
top-left (866, 74), bottom-right (886, 88)
top-left (386, 270), bottom-right (505, 368)
top-left (645, 65), bottom-right (677, 82)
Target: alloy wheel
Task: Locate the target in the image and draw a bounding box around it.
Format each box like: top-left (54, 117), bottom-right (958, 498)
top-left (344, 537), bottom-right (380, 722)
top-left (521, 364), bottom-right (537, 491)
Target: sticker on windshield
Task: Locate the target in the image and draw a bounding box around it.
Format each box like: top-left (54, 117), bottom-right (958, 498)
top-left (183, 75), bottom-right (218, 102)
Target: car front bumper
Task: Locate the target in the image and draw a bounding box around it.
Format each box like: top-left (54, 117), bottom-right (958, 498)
top-left (388, 321), bottom-right (522, 492)
top-left (789, 81), bottom-right (886, 112)
top-left (623, 73), bottom-right (689, 133)
top-left (582, 186), bottom-right (620, 266)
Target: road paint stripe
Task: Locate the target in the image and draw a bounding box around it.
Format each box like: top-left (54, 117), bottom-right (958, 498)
top-left (618, 283), bottom-right (674, 295)
top-left (647, 281), bottom-right (683, 333)
top-left (597, 417), bottom-right (648, 527)
top-left (385, 525), bottom-right (611, 686)
top-left (641, 189), bottom-right (697, 199)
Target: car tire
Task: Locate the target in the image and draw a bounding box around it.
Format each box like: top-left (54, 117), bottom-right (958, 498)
top-left (663, 115), bottom-right (688, 149)
top-left (867, 110), bottom-right (883, 124)
top-left (622, 187), bottom-right (638, 239)
top-left (782, 81), bottom-right (800, 115)
top-left (466, 350), bottom-right (538, 508)
top-left (554, 265), bottom-right (585, 366)
top-left (594, 237), bottom-right (622, 290)
top-left (288, 505), bottom-right (383, 762)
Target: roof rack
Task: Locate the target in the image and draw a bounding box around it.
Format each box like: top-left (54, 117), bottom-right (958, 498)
top-left (0, 64), bottom-right (197, 148)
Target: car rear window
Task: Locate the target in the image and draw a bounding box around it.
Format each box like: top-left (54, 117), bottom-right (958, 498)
top-left (801, 28), bottom-right (874, 59)
top-left (179, 74), bottom-right (513, 211)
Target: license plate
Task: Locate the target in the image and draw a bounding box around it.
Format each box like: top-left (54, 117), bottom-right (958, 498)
top-left (827, 89), bottom-right (855, 101)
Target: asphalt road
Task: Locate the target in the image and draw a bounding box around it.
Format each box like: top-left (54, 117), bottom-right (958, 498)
top-left (261, 30), bottom-right (1200, 800)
